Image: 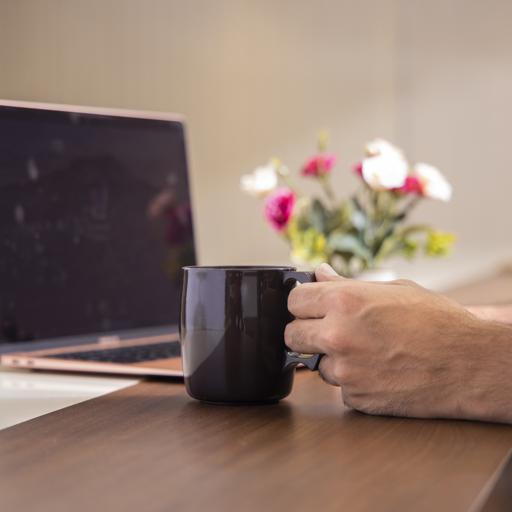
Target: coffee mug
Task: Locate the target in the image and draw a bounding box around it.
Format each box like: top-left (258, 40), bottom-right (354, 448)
top-left (179, 266), bottom-right (322, 404)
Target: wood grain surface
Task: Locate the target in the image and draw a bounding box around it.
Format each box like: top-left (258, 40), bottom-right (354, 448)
top-left (1, 371), bottom-right (512, 512)
top-left (444, 266), bottom-right (512, 305)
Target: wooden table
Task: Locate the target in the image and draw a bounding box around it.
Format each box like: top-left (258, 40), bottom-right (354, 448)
top-left (2, 268), bottom-right (512, 512)
top-left (1, 370), bottom-right (512, 512)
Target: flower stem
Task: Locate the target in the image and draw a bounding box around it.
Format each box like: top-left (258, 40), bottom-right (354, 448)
top-left (399, 196), bottom-right (421, 219)
top-left (321, 176), bottom-right (337, 206)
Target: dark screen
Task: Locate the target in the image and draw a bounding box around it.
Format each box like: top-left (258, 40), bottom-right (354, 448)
top-left (0, 105), bottom-right (196, 343)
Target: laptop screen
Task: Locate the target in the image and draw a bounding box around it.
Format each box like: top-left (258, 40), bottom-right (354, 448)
top-left (0, 103), bottom-right (196, 344)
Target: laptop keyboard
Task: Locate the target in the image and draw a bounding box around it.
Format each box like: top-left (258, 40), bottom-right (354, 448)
top-left (44, 341), bottom-right (181, 364)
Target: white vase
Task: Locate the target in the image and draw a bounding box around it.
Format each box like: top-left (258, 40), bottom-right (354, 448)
top-left (355, 268), bottom-right (397, 282)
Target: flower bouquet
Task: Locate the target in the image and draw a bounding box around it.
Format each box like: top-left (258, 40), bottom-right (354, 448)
top-left (240, 135), bottom-right (454, 277)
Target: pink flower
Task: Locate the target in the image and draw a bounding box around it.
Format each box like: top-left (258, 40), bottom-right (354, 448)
top-left (264, 188), bottom-right (296, 231)
top-left (301, 154), bottom-right (337, 177)
top-left (353, 161), bottom-right (363, 177)
top-left (395, 176), bottom-right (423, 196)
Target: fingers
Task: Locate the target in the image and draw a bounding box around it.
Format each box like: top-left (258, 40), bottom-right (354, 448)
top-left (318, 356), bottom-right (340, 387)
top-left (288, 283), bottom-right (330, 318)
top-left (288, 264), bottom-right (347, 319)
top-left (284, 319), bottom-right (325, 354)
top-left (315, 263), bottom-right (345, 282)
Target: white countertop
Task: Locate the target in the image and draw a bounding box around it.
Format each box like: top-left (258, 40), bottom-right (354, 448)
top-left (375, 248), bottom-right (511, 292)
top-left (0, 367), bottom-right (138, 430)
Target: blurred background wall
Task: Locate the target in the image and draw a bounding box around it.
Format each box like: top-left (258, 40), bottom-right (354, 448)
top-left (396, 0), bottom-right (512, 281)
top-left (1, 0), bottom-right (510, 283)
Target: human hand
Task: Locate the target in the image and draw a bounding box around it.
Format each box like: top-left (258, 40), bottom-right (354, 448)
top-left (285, 263), bottom-right (512, 422)
top-left (466, 304), bottom-right (512, 325)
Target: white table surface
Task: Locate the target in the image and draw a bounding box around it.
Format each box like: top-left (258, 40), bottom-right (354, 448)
top-left (0, 367), bottom-right (138, 430)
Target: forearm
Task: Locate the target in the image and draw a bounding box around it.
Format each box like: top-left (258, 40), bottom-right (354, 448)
top-left (466, 304), bottom-right (512, 325)
top-left (462, 320), bottom-right (512, 423)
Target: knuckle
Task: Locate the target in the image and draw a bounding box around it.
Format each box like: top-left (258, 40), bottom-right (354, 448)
top-left (318, 358), bottom-right (338, 387)
top-left (393, 278), bottom-right (416, 288)
top-left (329, 288), bottom-right (347, 310)
top-left (320, 319), bottom-right (349, 353)
top-left (342, 389), bottom-right (354, 409)
top-left (342, 390), bottom-right (365, 412)
top-left (320, 325), bottom-right (340, 350)
top-left (332, 362), bottom-right (352, 384)
top-left (329, 287), bottom-right (360, 315)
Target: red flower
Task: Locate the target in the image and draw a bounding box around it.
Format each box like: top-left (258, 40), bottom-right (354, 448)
top-left (301, 154), bottom-right (337, 177)
top-left (264, 188), bottom-right (296, 231)
top-left (353, 161), bottom-right (363, 177)
top-left (395, 175), bottom-right (423, 196)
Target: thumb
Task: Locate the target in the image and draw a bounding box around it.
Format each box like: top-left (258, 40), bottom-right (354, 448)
top-left (315, 263), bottom-right (345, 282)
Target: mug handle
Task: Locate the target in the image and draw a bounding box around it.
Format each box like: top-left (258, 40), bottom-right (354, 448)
top-left (283, 270), bottom-right (323, 371)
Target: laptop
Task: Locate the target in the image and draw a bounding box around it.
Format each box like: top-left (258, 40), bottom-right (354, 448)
top-left (0, 100), bottom-right (196, 378)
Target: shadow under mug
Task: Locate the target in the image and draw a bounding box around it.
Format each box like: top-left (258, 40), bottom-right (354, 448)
top-left (179, 266), bottom-right (322, 404)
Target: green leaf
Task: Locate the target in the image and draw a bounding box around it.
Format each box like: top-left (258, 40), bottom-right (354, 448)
top-left (351, 209), bottom-right (367, 231)
top-left (397, 224), bottom-right (432, 238)
top-left (328, 232), bottom-right (372, 262)
top-left (375, 235), bottom-right (400, 262)
top-left (352, 196), bottom-right (364, 212)
top-left (310, 199), bottom-right (328, 233)
top-left (402, 238), bottom-right (419, 259)
top-left (375, 233), bottom-right (420, 264)
top-left (326, 201), bottom-right (352, 232)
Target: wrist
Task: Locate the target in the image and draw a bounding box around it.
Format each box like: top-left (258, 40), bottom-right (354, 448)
top-left (460, 319), bottom-right (512, 423)
top-left (466, 305), bottom-right (512, 325)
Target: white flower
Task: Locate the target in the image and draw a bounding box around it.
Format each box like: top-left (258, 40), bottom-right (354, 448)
top-left (414, 163), bottom-right (452, 202)
top-left (361, 150), bottom-right (408, 190)
top-left (240, 163), bottom-right (278, 197)
top-left (361, 139), bottom-right (408, 190)
top-left (365, 138), bottom-right (405, 159)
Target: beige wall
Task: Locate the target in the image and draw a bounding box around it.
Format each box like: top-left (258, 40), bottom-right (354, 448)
top-left (0, 0), bottom-right (397, 265)
top-left (397, 0), bottom-right (512, 257)
top-left (1, 0), bottom-right (510, 269)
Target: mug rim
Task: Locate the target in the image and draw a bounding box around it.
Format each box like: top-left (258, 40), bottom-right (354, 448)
top-left (182, 265), bottom-right (296, 271)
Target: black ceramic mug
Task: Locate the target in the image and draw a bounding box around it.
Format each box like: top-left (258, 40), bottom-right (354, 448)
top-left (179, 266), bottom-right (322, 404)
